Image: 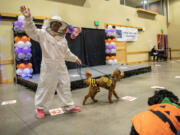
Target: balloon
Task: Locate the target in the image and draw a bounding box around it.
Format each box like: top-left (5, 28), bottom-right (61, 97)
top-left (18, 15), bottom-right (25, 21)
top-left (17, 21), bottom-right (24, 27)
top-left (105, 43), bottom-right (109, 46)
top-left (21, 36), bottom-right (28, 42)
top-left (16, 69), bottom-right (23, 75)
top-left (27, 63), bottom-right (32, 68)
top-left (105, 29), bottom-right (111, 33)
top-left (19, 63), bottom-right (26, 69)
top-left (108, 60), bottom-right (113, 65)
top-left (14, 21), bottom-right (18, 27)
top-left (111, 45), bottom-right (116, 49)
top-left (22, 46), bottom-right (31, 54)
top-left (14, 26), bottom-right (24, 33)
top-left (26, 53), bottom-right (32, 59)
top-left (14, 47), bottom-right (20, 54)
top-left (25, 41), bottom-right (31, 47)
top-left (106, 56), bottom-right (110, 60)
top-left (70, 33), bottom-right (76, 39)
top-left (114, 59), bottom-right (117, 64)
top-left (21, 73), bottom-right (26, 78)
top-left (18, 53), bottom-right (25, 59)
top-left (111, 49), bottom-right (116, 53)
top-left (107, 25), bottom-right (113, 29)
top-left (112, 39), bottom-right (116, 42)
top-left (24, 68), bottom-right (30, 75)
top-left (68, 25), bottom-right (74, 33)
top-left (17, 41), bottom-right (25, 48)
top-left (30, 68), bottom-right (33, 74)
top-left (110, 29), bottom-right (115, 33)
top-left (105, 49), bottom-right (110, 54)
top-left (14, 36), bottom-right (21, 43)
top-left (111, 56), bottom-right (115, 60)
top-left (107, 38), bottom-right (111, 43)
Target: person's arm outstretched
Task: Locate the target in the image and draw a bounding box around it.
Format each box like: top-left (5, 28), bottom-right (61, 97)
top-left (20, 6), bottom-right (42, 42)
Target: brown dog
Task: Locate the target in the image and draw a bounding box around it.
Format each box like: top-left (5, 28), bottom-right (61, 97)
top-left (83, 68), bottom-right (123, 105)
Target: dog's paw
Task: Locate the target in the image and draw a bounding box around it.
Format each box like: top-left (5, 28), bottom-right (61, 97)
top-left (94, 99), bottom-right (98, 102)
top-left (109, 101), bottom-right (113, 104)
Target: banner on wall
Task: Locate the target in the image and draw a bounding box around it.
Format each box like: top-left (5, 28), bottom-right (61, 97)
top-left (116, 27), bottom-right (138, 42)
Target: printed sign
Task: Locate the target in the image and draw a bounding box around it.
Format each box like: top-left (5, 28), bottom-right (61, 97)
top-left (122, 96), bottom-right (137, 101)
top-left (1, 100), bottom-right (16, 105)
top-left (49, 108), bottom-right (64, 116)
top-left (116, 27), bottom-right (138, 42)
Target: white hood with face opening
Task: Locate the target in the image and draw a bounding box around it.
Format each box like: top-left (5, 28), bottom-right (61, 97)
top-left (42, 16), bottom-right (68, 36)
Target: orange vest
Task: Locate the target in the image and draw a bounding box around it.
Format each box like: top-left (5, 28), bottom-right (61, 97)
top-left (132, 104), bottom-right (180, 135)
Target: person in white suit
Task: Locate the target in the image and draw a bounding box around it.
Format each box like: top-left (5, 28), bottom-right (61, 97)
top-left (20, 6), bottom-right (81, 118)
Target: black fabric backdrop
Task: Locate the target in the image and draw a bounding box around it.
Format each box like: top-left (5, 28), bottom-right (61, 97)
top-left (30, 27), bottom-right (106, 73)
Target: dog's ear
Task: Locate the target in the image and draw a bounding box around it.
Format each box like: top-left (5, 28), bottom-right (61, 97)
top-left (85, 71), bottom-right (92, 78)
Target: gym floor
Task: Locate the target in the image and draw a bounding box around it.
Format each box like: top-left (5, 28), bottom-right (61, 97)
top-left (0, 61), bottom-right (180, 135)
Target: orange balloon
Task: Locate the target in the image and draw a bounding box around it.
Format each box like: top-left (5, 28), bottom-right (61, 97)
top-left (106, 56), bottom-right (110, 60)
top-left (112, 39), bottom-right (116, 42)
top-left (19, 63), bottom-right (26, 69)
top-left (111, 56), bottom-right (115, 60)
top-left (16, 64), bottom-right (20, 69)
top-left (14, 36), bottom-right (21, 43)
top-left (107, 38), bottom-right (111, 43)
top-left (27, 63), bottom-right (32, 68)
top-left (21, 36), bottom-right (28, 42)
top-left (27, 37), bottom-right (30, 41)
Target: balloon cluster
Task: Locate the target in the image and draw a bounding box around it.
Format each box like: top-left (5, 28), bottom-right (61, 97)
top-left (106, 56), bottom-right (117, 65)
top-left (66, 25), bottom-right (82, 39)
top-left (105, 25), bottom-right (116, 38)
top-left (13, 16), bottom-right (33, 78)
top-left (105, 25), bottom-right (117, 65)
top-left (14, 36), bottom-right (32, 60)
top-left (13, 15), bottom-right (25, 33)
top-left (105, 39), bottom-right (116, 54)
top-left (16, 63), bottom-right (33, 78)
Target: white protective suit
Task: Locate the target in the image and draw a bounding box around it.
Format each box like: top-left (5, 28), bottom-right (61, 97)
top-left (24, 17), bottom-right (78, 110)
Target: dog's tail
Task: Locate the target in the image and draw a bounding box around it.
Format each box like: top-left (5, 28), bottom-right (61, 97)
top-left (85, 71), bottom-right (92, 78)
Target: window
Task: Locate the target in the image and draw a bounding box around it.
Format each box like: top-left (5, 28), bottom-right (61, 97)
top-left (120, 0), bottom-right (165, 15)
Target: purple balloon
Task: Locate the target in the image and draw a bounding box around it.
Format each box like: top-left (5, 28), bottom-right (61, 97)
top-left (105, 29), bottom-right (108, 33)
top-left (17, 21), bottom-right (24, 27)
top-left (111, 46), bottom-right (116, 49)
top-left (23, 46), bottom-right (31, 54)
top-left (110, 29), bottom-right (115, 33)
top-left (68, 25), bottom-right (74, 33)
top-left (14, 47), bottom-right (23, 54)
top-left (14, 21), bottom-right (18, 26)
top-left (107, 45), bottom-right (112, 50)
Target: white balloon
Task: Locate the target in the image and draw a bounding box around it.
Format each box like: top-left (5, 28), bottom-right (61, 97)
top-left (105, 43), bottom-right (109, 46)
top-left (111, 49), bottom-right (116, 54)
top-left (18, 53), bottom-right (25, 59)
top-left (14, 43), bottom-right (18, 47)
top-left (107, 25), bottom-right (113, 29)
top-left (25, 41), bottom-right (31, 47)
top-left (111, 42), bottom-right (116, 47)
top-left (105, 49), bottom-right (110, 54)
top-left (16, 69), bottom-right (23, 75)
top-left (23, 68), bottom-right (30, 74)
top-left (17, 41), bottom-right (25, 48)
top-left (114, 59), bottom-right (117, 64)
top-left (18, 15), bottom-right (25, 21)
top-left (108, 60), bottom-right (113, 65)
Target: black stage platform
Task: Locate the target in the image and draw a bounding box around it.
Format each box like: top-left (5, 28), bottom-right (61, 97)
top-left (17, 64), bottom-right (151, 91)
